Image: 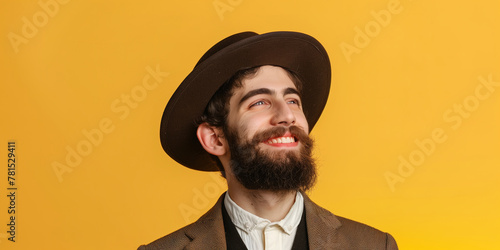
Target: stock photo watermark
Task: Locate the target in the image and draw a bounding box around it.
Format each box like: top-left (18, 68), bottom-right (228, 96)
top-left (339, 0), bottom-right (406, 63)
top-left (385, 74), bottom-right (500, 192)
top-left (178, 173), bottom-right (226, 223)
top-left (7, 0), bottom-right (71, 54)
top-left (51, 65), bottom-right (169, 183)
top-left (213, 0), bottom-right (243, 21)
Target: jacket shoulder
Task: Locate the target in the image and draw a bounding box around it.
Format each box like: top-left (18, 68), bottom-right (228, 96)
top-left (303, 193), bottom-right (398, 249)
top-left (137, 223), bottom-right (194, 250)
top-left (137, 194), bottom-right (226, 250)
top-left (335, 215), bottom-right (398, 250)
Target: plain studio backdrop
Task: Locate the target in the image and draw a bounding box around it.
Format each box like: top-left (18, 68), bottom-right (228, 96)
top-left (1, 0), bottom-right (499, 249)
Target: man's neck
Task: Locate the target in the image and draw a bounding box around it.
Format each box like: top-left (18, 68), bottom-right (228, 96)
top-left (227, 184), bottom-right (297, 222)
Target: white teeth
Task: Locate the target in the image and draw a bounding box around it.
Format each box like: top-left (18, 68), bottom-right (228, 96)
top-left (266, 137), bottom-right (295, 144)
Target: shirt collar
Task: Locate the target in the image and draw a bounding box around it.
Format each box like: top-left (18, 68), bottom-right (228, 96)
top-left (224, 191), bottom-right (304, 235)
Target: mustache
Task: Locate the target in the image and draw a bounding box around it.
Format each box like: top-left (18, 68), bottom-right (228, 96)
top-left (250, 126), bottom-right (310, 145)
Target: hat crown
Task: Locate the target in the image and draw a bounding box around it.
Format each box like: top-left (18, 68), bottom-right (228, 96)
top-left (195, 32), bottom-right (258, 67)
top-left (161, 31), bottom-right (331, 171)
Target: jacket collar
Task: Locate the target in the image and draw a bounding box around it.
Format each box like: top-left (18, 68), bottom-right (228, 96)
top-left (182, 191), bottom-right (342, 250)
top-left (303, 192), bottom-right (342, 248)
top-left (183, 194), bottom-right (227, 250)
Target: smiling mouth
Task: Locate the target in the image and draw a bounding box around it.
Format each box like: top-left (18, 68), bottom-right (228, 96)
top-left (265, 136), bottom-right (297, 144)
top-left (262, 131), bottom-right (299, 147)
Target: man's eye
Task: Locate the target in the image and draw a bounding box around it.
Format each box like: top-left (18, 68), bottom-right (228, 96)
top-left (288, 99), bottom-right (300, 106)
top-left (250, 100), bottom-right (266, 107)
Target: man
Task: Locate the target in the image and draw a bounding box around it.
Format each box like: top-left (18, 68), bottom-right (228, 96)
top-left (139, 31), bottom-right (398, 249)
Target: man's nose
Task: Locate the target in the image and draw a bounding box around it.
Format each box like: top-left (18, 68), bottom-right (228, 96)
top-left (270, 101), bottom-right (296, 126)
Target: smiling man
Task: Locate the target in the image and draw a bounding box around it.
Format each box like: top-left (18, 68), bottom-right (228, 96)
top-left (139, 31), bottom-right (398, 250)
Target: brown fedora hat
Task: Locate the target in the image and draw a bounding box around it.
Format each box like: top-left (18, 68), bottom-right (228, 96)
top-left (160, 31), bottom-right (331, 171)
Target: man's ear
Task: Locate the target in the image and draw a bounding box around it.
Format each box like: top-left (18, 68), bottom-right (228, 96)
top-left (196, 123), bottom-right (227, 156)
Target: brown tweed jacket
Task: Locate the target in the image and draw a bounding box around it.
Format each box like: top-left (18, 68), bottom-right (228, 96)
top-left (138, 193), bottom-right (398, 250)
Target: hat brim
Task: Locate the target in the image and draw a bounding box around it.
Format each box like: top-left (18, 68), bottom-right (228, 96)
top-left (160, 31), bottom-right (331, 171)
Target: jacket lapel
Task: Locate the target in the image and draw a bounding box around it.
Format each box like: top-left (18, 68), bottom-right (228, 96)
top-left (183, 194), bottom-right (227, 250)
top-left (303, 193), bottom-right (343, 249)
top-left (181, 192), bottom-right (343, 250)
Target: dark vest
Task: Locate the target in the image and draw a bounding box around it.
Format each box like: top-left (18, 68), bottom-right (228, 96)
top-left (222, 198), bottom-right (309, 250)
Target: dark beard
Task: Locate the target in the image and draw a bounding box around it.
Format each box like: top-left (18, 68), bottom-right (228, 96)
top-left (224, 125), bottom-right (317, 192)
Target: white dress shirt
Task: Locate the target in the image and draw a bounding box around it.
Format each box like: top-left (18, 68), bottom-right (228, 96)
top-left (224, 192), bottom-right (304, 250)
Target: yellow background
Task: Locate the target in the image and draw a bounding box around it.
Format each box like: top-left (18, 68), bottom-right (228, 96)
top-left (1, 0), bottom-right (499, 249)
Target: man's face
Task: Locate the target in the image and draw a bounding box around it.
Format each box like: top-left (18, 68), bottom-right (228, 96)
top-left (226, 65), bottom-right (309, 150)
top-left (223, 65), bottom-right (316, 191)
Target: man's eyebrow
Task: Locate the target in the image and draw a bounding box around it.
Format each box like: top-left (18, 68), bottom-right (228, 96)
top-left (283, 87), bottom-right (301, 97)
top-left (238, 88), bottom-right (274, 106)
